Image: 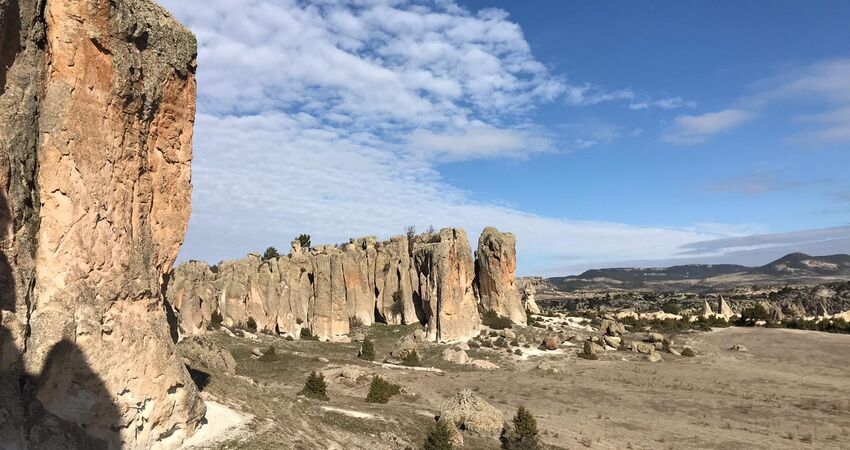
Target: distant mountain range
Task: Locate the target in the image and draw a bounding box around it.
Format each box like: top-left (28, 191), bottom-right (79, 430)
top-left (541, 253), bottom-right (850, 293)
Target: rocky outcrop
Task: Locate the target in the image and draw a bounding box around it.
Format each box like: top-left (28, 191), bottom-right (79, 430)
top-left (475, 227), bottom-right (526, 325)
top-left (438, 390), bottom-right (504, 439)
top-left (167, 228), bottom-right (517, 343)
top-left (522, 283), bottom-right (541, 315)
top-left (412, 228), bottom-right (482, 342)
top-left (719, 296), bottom-right (735, 320)
top-left (1, 0), bottom-right (204, 448)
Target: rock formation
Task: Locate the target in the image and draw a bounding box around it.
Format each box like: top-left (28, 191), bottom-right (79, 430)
top-left (719, 296), bottom-right (735, 320)
top-left (167, 228), bottom-right (487, 343)
top-left (522, 283), bottom-right (542, 315)
top-left (412, 228), bottom-right (482, 342)
top-left (1, 0), bottom-right (204, 447)
top-left (475, 227), bottom-right (527, 325)
top-left (702, 300), bottom-right (715, 319)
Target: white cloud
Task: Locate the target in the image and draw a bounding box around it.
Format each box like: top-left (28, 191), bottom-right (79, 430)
top-left (158, 0), bottom-right (741, 274)
top-left (407, 123), bottom-right (554, 161)
top-left (662, 109), bottom-right (754, 145)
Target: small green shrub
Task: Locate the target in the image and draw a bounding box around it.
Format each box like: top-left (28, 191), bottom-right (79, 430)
top-left (296, 234), bottom-right (311, 248)
top-left (482, 310), bottom-right (513, 330)
top-left (259, 346), bottom-right (279, 362)
top-left (400, 349), bottom-right (421, 367)
top-left (262, 246), bottom-right (280, 261)
top-left (661, 301), bottom-right (681, 315)
top-left (366, 375), bottom-right (400, 404)
top-left (359, 338), bottom-right (375, 361)
top-left (503, 406), bottom-right (541, 449)
top-left (209, 310), bottom-right (223, 329)
top-left (299, 371), bottom-right (328, 400)
top-left (300, 327), bottom-right (318, 340)
top-left (423, 420), bottom-right (454, 450)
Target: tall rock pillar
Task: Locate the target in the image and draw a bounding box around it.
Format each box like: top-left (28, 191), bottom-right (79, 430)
top-left (475, 227), bottom-right (527, 325)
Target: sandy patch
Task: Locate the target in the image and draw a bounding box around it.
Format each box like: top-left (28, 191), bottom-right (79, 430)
top-left (181, 401), bottom-right (252, 449)
top-left (321, 406), bottom-right (379, 420)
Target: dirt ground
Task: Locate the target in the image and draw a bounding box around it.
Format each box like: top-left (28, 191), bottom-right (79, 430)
top-left (186, 324), bottom-right (850, 450)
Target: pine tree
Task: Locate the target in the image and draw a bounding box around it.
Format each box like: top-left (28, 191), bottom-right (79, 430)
top-left (422, 420), bottom-right (453, 450)
top-left (366, 375), bottom-right (400, 404)
top-left (359, 338), bottom-right (375, 361)
top-left (299, 371), bottom-right (329, 400)
top-left (504, 406), bottom-right (541, 450)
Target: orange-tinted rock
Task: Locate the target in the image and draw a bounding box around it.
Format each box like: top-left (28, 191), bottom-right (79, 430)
top-left (475, 227), bottom-right (526, 325)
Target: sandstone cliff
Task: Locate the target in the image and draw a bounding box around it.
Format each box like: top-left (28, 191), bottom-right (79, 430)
top-left (0, 0), bottom-right (203, 448)
top-left (167, 228), bottom-right (496, 343)
top-left (475, 227), bottom-right (527, 325)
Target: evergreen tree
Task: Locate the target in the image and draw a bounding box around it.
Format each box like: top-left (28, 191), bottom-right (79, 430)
top-left (299, 371), bottom-right (329, 400)
top-left (504, 406), bottom-right (541, 450)
top-left (262, 246), bottom-right (280, 261)
top-left (366, 375), bottom-right (400, 404)
top-left (422, 420), bottom-right (453, 450)
top-left (359, 338), bottom-right (375, 361)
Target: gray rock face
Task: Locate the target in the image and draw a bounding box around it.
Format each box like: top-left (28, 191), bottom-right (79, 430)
top-left (475, 227), bottom-right (526, 325)
top-left (178, 336), bottom-right (237, 375)
top-left (439, 390), bottom-right (504, 439)
top-left (1, 0), bottom-right (204, 447)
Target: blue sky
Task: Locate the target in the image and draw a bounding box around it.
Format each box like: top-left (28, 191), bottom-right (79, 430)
top-left (162, 0), bottom-right (850, 275)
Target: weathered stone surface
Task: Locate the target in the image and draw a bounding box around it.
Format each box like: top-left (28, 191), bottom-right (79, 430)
top-left (412, 228), bottom-right (481, 342)
top-left (601, 318), bottom-right (625, 336)
top-left (441, 348), bottom-right (470, 365)
top-left (167, 261), bottom-right (218, 336)
top-left (0, 0), bottom-right (204, 447)
top-left (522, 283), bottom-right (541, 315)
top-left (178, 336), bottom-right (237, 375)
top-left (647, 351), bottom-right (663, 362)
top-left (439, 390), bottom-right (504, 438)
top-left (719, 296), bottom-right (735, 320)
top-left (475, 227), bottom-right (526, 325)
top-left (542, 336), bottom-right (560, 350)
top-left (702, 300), bottom-right (715, 319)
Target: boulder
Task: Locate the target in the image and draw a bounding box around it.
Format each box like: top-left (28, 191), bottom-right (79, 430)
top-left (647, 351), bottom-right (663, 362)
top-left (646, 333), bottom-right (664, 343)
top-left (730, 344), bottom-right (748, 353)
top-left (0, 0), bottom-right (205, 447)
top-left (442, 348), bottom-right (470, 365)
top-left (475, 227), bottom-right (527, 325)
top-left (583, 340), bottom-right (604, 356)
top-left (469, 360), bottom-right (500, 370)
top-left (668, 348), bottom-right (682, 356)
top-left (542, 337), bottom-right (560, 351)
top-left (503, 329), bottom-right (517, 339)
top-left (603, 335), bottom-right (622, 348)
top-left (439, 390), bottom-right (504, 438)
top-left (633, 342), bottom-right (655, 354)
top-left (412, 229), bottom-right (481, 342)
top-left (177, 336), bottom-right (237, 375)
top-left (600, 319), bottom-right (625, 336)
top-left (681, 346), bottom-right (697, 357)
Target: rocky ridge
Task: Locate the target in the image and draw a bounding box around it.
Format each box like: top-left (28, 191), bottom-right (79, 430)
top-left (167, 227), bottom-right (525, 343)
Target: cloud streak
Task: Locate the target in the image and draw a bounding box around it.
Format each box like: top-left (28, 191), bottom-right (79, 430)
top-left (662, 109), bottom-right (753, 145)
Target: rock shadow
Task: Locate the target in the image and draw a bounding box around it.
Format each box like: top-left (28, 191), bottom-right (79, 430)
top-left (1, 189), bottom-right (123, 449)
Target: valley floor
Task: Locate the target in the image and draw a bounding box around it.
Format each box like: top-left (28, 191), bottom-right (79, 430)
top-left (185, 325), bottom-right (850, 449)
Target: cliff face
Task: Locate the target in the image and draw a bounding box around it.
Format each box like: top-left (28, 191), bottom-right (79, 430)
top-left (475, 227), bottom-right (526, 325)
top-left (167, 228), bottom-right (500, 343)
top-left (0, 0), bottom-right (203, 448)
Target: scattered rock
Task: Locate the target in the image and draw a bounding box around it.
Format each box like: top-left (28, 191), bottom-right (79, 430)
top-left (469, 360), bottom-right (500, 370)
top-left (439, 390), bottom-right (505, 439)
top-left (340, 365), bottom-right (364, 380)
top-left (457, 342), bottom-right (470, 351)
top-left (646, 333), bottom-right (664, 343)
top-left (536, 362), bottom-right (552, 371)
top-left (603, 335), bottom-right (622, 348)
top-left (251, 348), bottom-right (263, 357)
top-left (542, 337), bottom-right (560, 350)
top-left (647, 351), bottom-right (663, 362)
top-left (317, 357), bottom-right (330, 363)
top-left (633, 342), bottom-right (654, 354)
top-left (730, 344), bottom-right (748, 353)
top-left (413, 328), bottom-right (428, 342)
top-left (601, 319), bottom-right (625, 336)
top-left (503, 329), bottom-right (517, 340)
top-left (681, 346), bottom-right (697, 357)
top-left (442, 348), bottom-right (470, 365)
top-left (668, 348), bottom-right (682, 357)
top-left (583, 340), bottom-right (604, 356)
